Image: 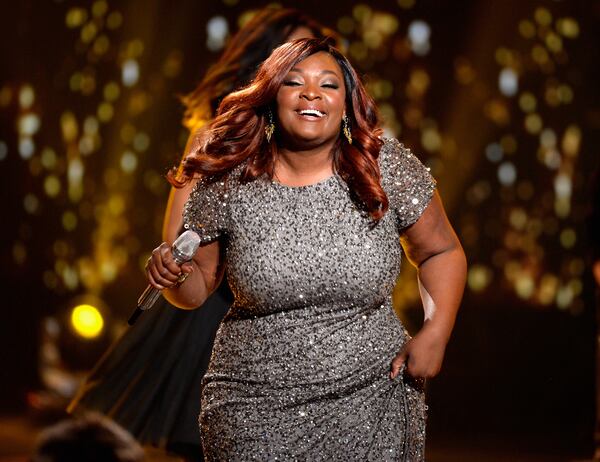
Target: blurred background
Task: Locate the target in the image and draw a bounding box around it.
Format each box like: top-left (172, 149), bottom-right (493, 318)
top-left (1, 0), bottom-right (599, 460)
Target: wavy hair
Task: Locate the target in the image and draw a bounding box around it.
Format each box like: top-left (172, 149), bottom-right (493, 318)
top-left (181, 7), bottom-right (335, 131)
top-left (171, 38), bottom-right (387, 221)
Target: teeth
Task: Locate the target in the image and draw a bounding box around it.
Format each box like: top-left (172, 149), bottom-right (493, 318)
top-left (299, 109), bottom-right (325, 117)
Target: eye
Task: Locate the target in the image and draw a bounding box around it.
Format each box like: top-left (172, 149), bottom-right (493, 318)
top-left (283, 80), bottom-right (302, 87)
top-left (322, 83), bottom-right (339, 89)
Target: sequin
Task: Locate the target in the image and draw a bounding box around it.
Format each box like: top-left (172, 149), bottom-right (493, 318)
top-left (183, 137), bottom-right (436, 461)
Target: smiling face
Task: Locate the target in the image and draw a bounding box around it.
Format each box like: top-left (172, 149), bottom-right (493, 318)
top-left (275, 51), bottom-right (347, 149)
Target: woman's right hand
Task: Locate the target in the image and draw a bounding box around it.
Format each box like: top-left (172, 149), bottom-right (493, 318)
top-left (145, 242), bottom-right (194, 290)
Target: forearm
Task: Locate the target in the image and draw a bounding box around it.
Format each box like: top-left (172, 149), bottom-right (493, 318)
top-left (416, 244), bottom-right (467, 343)
top-left (162, 262), bottom-right (211, 309)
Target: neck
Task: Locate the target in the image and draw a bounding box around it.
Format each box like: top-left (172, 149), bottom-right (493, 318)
top-left (274, 141), bottom-right (336, 186)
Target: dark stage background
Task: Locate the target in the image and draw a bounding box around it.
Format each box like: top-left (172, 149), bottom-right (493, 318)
top-left (1, 0), bottom-right (599, 460)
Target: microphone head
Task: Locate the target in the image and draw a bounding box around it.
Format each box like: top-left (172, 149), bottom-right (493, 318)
top-left (172, 230), bottom-right (201, 263)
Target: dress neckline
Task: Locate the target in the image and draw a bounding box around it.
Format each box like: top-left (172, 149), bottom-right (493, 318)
top-left (268, 173), bottom-right (339, 191)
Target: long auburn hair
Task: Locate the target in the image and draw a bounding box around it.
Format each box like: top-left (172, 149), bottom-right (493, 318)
top-left (181, 7), bottom-right (334, 131)
top-left (172, 38), bottom-right (388, 221)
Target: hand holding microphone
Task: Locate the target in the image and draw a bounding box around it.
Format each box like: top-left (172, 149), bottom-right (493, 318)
top-left (128, 230), bottom-right (201, 325)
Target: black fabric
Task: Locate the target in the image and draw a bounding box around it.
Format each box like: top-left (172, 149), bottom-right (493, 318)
top-left (68, 281), bottom-right (232, 461)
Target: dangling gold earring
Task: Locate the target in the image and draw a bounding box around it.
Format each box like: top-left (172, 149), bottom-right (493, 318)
top-left (342, 114), bottom-right (352, 144)
top-left (265, 109), bottom-right (275, 143)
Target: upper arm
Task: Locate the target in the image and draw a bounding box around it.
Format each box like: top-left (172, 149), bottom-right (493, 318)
top-left (180, 174), bottom-right (229, 302)
top-left (180, 162), bottom-right (230, 298)
top-left (377, 138), bottom-right (460, 267)
top-left (379, 138), bottom-right (437, 231)
top-left (400, 191), bottom-right (462, 268)
top-left (192, 240), bottom-right (225, 296)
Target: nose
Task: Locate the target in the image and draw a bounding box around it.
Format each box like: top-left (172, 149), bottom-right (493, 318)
top-left (300, 82), bottom-right (321, 101)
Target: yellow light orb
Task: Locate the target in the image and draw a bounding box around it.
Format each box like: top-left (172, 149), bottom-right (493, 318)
top-left (71, 304), bottom-right (104, 339)
top-left (534, 7), bottom-right (552, 26)
top-left (65, 7), bottom-right (87, 28)
top-left (556, 17), bottom-right (579, 39)
top-left (106, 11), bottom-right (123, 30)
top-left (518, 20), bottom-right (535, 39)
top-left (467, 264), bottom-right (493, 292)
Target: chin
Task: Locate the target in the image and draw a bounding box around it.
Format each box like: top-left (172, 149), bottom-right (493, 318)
top-left (291, 131), bottom-right (335, 146)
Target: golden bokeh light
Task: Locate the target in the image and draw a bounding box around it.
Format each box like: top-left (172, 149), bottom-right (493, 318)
top-left (70, 304), bottom-right (104, 339)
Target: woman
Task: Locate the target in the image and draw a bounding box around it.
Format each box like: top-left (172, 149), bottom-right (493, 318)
top-left (150, 38), bottom-right (467, 460)
top-left (68, 8), bottom-right (333, 461)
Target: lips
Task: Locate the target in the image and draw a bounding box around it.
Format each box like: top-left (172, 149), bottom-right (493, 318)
top-left (296, 107), bottom-right (326, 118)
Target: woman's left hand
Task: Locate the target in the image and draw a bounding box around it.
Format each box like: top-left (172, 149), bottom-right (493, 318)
top-left (389, 326), bottom-right (448, 380)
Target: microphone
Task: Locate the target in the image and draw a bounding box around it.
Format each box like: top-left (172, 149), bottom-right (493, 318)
top-left (128, 230), bottom-right (201, 325)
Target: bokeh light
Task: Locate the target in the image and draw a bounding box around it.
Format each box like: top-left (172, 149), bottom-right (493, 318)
top-left (70, 304), bottom-right (104, 339)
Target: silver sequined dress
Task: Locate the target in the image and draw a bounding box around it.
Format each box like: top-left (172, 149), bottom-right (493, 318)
top-left (183, 137), bottom-right (436, 461)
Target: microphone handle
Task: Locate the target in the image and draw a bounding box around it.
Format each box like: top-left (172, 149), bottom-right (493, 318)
top-left (137, 284), bottom-right (163, 311)
top-left (127, 253), bottom-right (187, 326)
top-left (127, 285), bottom-right (170, 326)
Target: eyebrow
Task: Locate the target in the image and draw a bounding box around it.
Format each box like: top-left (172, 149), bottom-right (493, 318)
top-left (288, 67), bottom-right (340, 77)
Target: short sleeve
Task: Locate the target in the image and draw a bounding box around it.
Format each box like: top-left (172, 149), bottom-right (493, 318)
top-left (379, 137), bottom-right (436, 230)
top-left (182, 176), bottom-right (228, 244)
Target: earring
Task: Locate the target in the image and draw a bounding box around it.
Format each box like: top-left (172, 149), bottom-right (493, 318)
top-left (265, 109), bottom-right (275, 143)
top-left (342, 114), bottom-right (352, 144)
